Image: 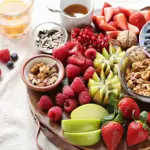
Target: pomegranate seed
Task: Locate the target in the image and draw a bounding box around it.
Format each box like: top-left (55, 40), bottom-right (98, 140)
top-left (72, 33), bottom-right (77, 39)
top-left (79, 31), bottom-right (84, 36)
top-left (73, 28), bottom-right (80, 34)
top-left (98, 33), bottom-right (105, 39)
top-left (88, 45), bottom-right (93, 48)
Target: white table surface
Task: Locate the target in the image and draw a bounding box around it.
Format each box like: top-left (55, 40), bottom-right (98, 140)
top-left (0, 0), bottom-right (150, 150)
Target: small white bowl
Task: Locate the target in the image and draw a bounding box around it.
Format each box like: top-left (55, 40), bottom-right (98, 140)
top-left (21, 54), bottom-right (65, 92)
top-left (59, 0), bottom-right (94, 32)
top-left (32, 22), bottom-right (68, 54)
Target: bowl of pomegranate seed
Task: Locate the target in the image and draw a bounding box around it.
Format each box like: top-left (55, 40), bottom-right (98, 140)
top-left (21, 54), bottom-right (65, 92)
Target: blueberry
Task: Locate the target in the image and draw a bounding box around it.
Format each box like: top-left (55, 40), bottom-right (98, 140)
top-left (7, 61), bottom-right (14, 69)
top-left (11, 53), bottom-right (18, 61)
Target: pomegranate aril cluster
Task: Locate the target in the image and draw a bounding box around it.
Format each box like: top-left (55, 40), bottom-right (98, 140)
top-left (71, 25), bottom-right (109, 51)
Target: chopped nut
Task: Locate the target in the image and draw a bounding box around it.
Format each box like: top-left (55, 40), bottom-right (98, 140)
top-left (28, 73), bottom-right (34, 81)
top-left (127, 80), bottom-right (134, 88)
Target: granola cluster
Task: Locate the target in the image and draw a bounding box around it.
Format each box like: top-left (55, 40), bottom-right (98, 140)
top-left (28, 62), bottom-right (58, 87)
top-left (126, 58), bottom-right (150, 96)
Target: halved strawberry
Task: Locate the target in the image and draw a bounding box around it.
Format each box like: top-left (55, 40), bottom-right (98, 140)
top-left (105, 31), bottom-right (121, 38)
top-left (129, 11), bottom-right (146, 30)
top-left (92, 16), bottom-right (105, 28)
top-left (119, 7), bottom-right (135, 17)
top-left (99, 20), bottom-right (117, 31)
top-left (108, 21), bottom-right (119, 29)
top-left (114, 13), bottom-right (128, 30)
top-left (101, 2), bottom-right (112, 16)
top-left (113, 7), bottom-right (121, 16)
top-left (104, 7), bottom-right (113, 22)
top-left (140, 10), bottom-right (150, 22)
top-left (128, 23), bottom-right (139, 35)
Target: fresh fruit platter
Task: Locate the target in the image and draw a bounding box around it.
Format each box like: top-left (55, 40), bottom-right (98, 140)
top-left (1, 1), bottom-right (150, 150)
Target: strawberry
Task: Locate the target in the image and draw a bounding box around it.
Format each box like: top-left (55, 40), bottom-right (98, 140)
top-left (104, 7), bottom-right (113, 22)
top-left (128, 23), bottom-right (140, 35)
top-left (113, 7), bottom-right (121, 16)
top-left (105, 31), bottom-right (121, 39)
top-left (114, 13), bottom-right (128, 30)
top-left (140, 10), bottom-right (150, 22)
top-left (129, 12), bottom-right (146, 30)
top-left (118, 97), bottom-right (140, 120)
top-left (102, 121), bottom-right (124, 150)
top-left (119, 7), bottom-right (135, 17)
top-left (92, 16), bottom-right (105, 28)
top-left (99, 20), bottom-right (117, 31)
top-left (146, 112), bottom-right (150, 124)
top-left (126, 111), bottom-right (149, 146)
top-left (67, 51), bottom-right (85, 66)
top-left (101, 2), bottom-right (112, 16)
top-left (108, 21), bottom-right (118, 29)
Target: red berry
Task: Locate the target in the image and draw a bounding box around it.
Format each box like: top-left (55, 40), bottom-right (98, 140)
top-left (78, 90), bottom-right (91, 105)
top-left (66, 64), bottom-right (81, 78)
top-left (70, 77), bottom-right (86, 93)
top-left (80, 58), bottom-right (93, 72)
top-left (84, 48), bottom-right (96, 60)
top-left (0, 49), bottom-right (10, 63)
top-left (0, 69), bottom-right (2, 77)
top-left (52, 45), bottom-right (68, 62)
top-left (48, 106), bottom-right (62, 122)
top-left (38, 95), bottom-right (53, 110)
top-left (67, 51), bottom-right (85, 66)
top-left (83, 67), bottom-right (95, 81)
top-left (64, 98), bottom-right (77, 113)
top-left (62, 86), bottom-right (75, 98)
top-left (55, 93), bottom-right (65, 107)
top-left (146, 112), bottom-right (150, 124)
top-left (65, 41), bottom-right (77, 51)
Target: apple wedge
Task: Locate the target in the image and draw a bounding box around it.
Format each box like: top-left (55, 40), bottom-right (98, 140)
top-left (64, 129), bottom-right (101, 146)
top-left (71, 104), bottom-right (108, 120)
top-left (62, 119), bottom-right (101, 133)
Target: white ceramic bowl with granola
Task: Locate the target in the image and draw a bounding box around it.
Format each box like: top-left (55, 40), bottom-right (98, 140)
top-left (118, 46), bottom-right (150, 103)
top-left (21, 54), bottom-right (65, 92)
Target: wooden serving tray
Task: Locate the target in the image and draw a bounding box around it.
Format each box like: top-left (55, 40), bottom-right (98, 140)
top-left (27, 7), bottom-right (150, 150)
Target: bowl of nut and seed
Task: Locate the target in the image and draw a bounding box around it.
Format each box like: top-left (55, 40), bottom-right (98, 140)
top-left (32, 22), bottom-right (68, 53)
top-left (21, 54), bottom-right (65, 92)
top-left (118, 46), bottom-right (150, 103)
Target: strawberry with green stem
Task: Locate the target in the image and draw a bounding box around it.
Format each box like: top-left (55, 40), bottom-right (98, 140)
top-left (126, 111), bottom-right (150, 146)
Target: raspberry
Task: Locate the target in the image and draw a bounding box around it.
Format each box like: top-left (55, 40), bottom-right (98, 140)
top-left (67, 51), bottom-right (85, 66)
top-left (80, 58), bottom-right (93, 72)
top-left (55, 93), bottom-right (65, 107)
top-left (65, 41), bottom-right (77, 50)
top-left (38, 95), bottom-right (54, 110)
top-left (62, 86), bottom-right (75, 98)
top-left (52, 45), bottom-right (68, 62)
top-left (64, 98), bottom-right (78, 113)
top-left (70, 77), bottom-right (86, 93)
top-left (78, 90), bottom-right (91, 105)
top-left (147, 112), bottom-right (150, 124)
top-left (83, 67), bottom-right (95, 81)
top-left (0, 49), bottom-right (10, 63)
top-left (66, 64), bottom-right (81, 78)
top-left (0, 69), bottom-right (2, 77)
top-left (48, 106), bottom-right (62, 122)
top-left (84, 48), bottom-right (96, 60)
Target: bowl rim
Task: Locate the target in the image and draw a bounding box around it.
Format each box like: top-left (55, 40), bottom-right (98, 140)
top-left (59, 0), bottom-right (94, 19)
top-left (21, 54), bottom-right (65, 91)
top-left (118, 47), bottom-right (150, 102)
top-left (139, 20), bottom-right (150, 46)
top-left (32, 22), bottom-right (68, 54)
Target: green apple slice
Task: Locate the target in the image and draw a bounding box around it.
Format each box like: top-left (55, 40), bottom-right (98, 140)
top-left (96, 52), bottom-right (105, 60)
top-left (105, 64), bottom-right (111, 76)
top-left (113, 64), bottom-right (119, 74)
top-left (102, 48), bottom-right (110, 59)
top-left (88, 79), bottom-right (100, 87)
top-left (89, 86), bottom-right (99, 97)
top-left (103, 91), bottom-right (109, 105)
top-left (106, 70), bottom-right (114, 80)
top-left (116, 46), bottom-right (122, 53)
top-left (109, 43), bottom-right (116, 55)
top-left (64, 130), bottom-right (101, 146)
top-left (71, 104), bottom-right (108, 120)
top-left (118, 51), bottom-right (126, 57)
top-left (62, 119), bottom-right (101, 133)
top-left (92, 72), bottom-right (100, 82)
